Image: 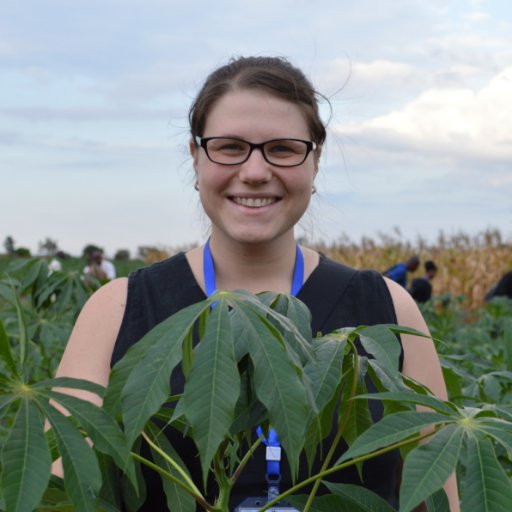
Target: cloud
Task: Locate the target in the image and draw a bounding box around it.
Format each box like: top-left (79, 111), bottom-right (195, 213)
top-left (0, 105), bottom-right (180, 122)
top-left (334, 66), bottom-right (512, 164)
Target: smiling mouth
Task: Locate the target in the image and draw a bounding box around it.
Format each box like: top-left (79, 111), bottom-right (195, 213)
top-left (231, 197), bottom-right (278, 208)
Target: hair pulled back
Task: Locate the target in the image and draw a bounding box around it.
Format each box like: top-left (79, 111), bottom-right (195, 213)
top-left (189, 56), bottom-right (327, 148)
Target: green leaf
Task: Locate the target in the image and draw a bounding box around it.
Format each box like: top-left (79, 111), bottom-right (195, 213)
top-left (11, 282), bottom-right (29, 369)
top-left (476, 418), bottom-right (512, 456)
top-left (42, 404), bottom-right (102, 512)
top-left (326, 481), bottom-right (396, 510)
top-left (305, 335), bottom-right (346, 414)
top-left (425, 488), bottom-right (450, 512)
top-left (229, 290), bottom-right (314, 363)
top-left (337, 411), bottom-right (451, 465)
top-left (460, 436), bottom-right (512, 512)
top-left (96, 453), bottom-right (121, 511)
top-left (263, 292), bottom-right (313, 364)
top-left (231, 300), bottom-right (310, 478)
top-left (399, 424), bottom-right (464, 511)
top-left (1, 400), bottom-right (52, 512)
top-left (323, 481), bottom-right (396, 511)
top-left (359, 391), bottom-right (457, 415)
top-left (0, 319), bottom-right (18, 377)
top-left (20, 259), bottom-right (47, 293)
top-left (34, 376), bottom-right (106, 397)
top-left (230, 365), bottom-right (268, 434)
top-left (303, 335), bottom-right (347, 464)
top-left (286, 494), bottom-right (350, 512)
top-left (341, 358), bottom-right (373, 452)
top-left (35, 274), bottom-right (67, 309)
top-left (103, 340), bottom-right (149, 419)
top-left (120, 438), bottom-right (147, 512)
top-left (359, 325), bottom-right (402, 375)
top-left (182, 298), bottom-right (240, 483)
top-left (367, 359), bottom-right (409, 393)
top-left (146, 422), bottom-right (196, 512)
top-left (47, 391), bottom-right (135, 485)
top-left (119, 300), bottom-right (210, 443)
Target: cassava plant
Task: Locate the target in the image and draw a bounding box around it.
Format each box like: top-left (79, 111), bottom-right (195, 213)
top-left (1, 286), bottom-right (512, 512)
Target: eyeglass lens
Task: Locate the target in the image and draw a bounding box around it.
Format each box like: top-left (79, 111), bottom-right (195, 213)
top-left (205, 138), bottom-right (310, 166)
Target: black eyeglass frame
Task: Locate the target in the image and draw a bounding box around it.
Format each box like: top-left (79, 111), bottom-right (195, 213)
top-left (195, 136), bottom-right (317, 168)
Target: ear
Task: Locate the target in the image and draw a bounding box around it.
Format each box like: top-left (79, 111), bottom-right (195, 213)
top-left (189, 139), bottom-right (199, 174)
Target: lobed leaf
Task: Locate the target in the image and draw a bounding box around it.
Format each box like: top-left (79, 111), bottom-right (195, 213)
top-left (474, 417), bottom-right (512, 457)
top-left (146, 421), bottom-right (196, 512)
top-left (46, 391), bottom-right (136, 485)
top-left (399, 424), bottom-right (464, 511)
top-left (359, 391), bottom-right (458, 416)
top-left (337, 411), bottom-right (451, 465)
top-left (324, 481), bottom-right (396, 511)
top-left (182, 298), bottom-right (240, 483)
top-left (231, 300), bottom-right (310, 478)
top-left (34, 376), bottom-right (106, 397)
top-left (0, 319), bottom-right (18, 377)
top-left (228, 290), bottom-right (314, 363)
top-left (119, 300), bottom-right (210, 443)
top-left (42, 405), bottom-right (102, 512)
top-left (424, 488), bottom-right (450, 512)
top-left (359, 325), bottom-right (402, 376)
top-left (460, 436), bottom-right (512, 511)
top-left (1, 399), bottom-right (52, 512)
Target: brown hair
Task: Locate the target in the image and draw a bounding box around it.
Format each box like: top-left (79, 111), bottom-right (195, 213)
top-left (188, 56), bottom-right (327, 149)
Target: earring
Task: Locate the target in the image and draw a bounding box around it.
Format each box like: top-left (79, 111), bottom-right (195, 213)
top-left (194, 181), bottom-right (199, 191)
top-left (311, 184), bottom-right (317, 195)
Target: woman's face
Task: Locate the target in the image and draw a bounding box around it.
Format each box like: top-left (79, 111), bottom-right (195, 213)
top-left (190, 89), bottom-right (319, 247)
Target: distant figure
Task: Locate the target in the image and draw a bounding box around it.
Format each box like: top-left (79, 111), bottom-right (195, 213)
top-left (48, 257), bottom-right (63, 273)
top-left (383, 255), bottom-right (420, 288)
top-left (485, 271), bottom-right (512, 301)
top-left (83, 250), bottom-right (116, 281)
top-left (409, 260), bottom-right (437, 303)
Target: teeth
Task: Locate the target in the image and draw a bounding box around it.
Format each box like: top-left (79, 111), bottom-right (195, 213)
top-left (233, 197), bottom-right (276, 208)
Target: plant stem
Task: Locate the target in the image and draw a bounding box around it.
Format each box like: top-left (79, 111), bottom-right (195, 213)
top-left (230, 433), bottom-right (264, 485)
top-left (212, 447), bottom-right (232, 511)
top-left (131, 452), bottom-right (213, 511)
top-left (140, 431), bottom-right (205, 501)
top-left (259, 429), bottom-right (435, 511)
top-left (303, 338), bottom-right (359, 512)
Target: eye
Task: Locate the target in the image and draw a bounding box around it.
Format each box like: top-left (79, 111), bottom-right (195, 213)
top-left (266, 140), bottom-right (305, 158)
top-left (209, 138), bottom-right (247, 155)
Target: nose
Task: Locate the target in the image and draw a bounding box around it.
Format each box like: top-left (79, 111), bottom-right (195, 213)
top-left (237, 148), bottom-right (273, 183)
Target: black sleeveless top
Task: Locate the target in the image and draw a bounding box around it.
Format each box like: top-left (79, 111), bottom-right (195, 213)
top-left (112, 253), bottom-right (403, 510)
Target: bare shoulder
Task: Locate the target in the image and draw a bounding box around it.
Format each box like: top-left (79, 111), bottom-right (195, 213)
top-left (55, 277), bottom-right (128, 396)
top-left (383, 276), bottom-right (428, 331)
top-left (383, 277), bottom-right (448, 400)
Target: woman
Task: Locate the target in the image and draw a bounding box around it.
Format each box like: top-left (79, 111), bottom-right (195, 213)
top-left (55, 56), bottom-right (459, 510)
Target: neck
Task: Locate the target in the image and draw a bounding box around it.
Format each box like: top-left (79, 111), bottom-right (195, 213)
top-left (208, 231), bottom-right (298, 294)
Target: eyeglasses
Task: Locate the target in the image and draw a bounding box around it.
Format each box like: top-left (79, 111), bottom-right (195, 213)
top-left (195, 136), bottom-right (317, 167)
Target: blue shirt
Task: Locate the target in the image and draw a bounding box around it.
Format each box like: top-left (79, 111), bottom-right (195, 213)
top-left (384, 262), bottom-right (408, 287)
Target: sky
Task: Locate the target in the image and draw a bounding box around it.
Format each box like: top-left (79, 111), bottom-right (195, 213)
top-left (1, 0), bottom-right (511, 258)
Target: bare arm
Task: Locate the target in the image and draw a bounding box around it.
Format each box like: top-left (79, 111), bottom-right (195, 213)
top-left (50, 277), bottom-right (128, 474)
top-left (385, 278), bottom-right (460, 511)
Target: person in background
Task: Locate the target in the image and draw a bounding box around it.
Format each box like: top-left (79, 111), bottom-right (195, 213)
top-left (52, 56), bottom-right (458, 510)
top-left (48, 256), bottom-right (63, 273)
top-left (409, 260), bottom-right (437, 303)
top-left (383, 255), bottom-right (420, 288)
top-left (485, 270), bottom-right (512, 301)
top-left (83, 249), bottom-right (116, 281)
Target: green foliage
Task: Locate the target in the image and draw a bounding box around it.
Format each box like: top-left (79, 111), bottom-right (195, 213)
top-left (1, 261), bottom-right (512, 511)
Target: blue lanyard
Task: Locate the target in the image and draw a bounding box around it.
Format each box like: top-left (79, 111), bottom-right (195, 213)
top-left (202, 238), bottom-right (304, 496)
top-left (203, 238), bottom-right (304, 298)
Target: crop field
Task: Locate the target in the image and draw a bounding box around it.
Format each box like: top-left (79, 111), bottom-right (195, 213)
top-left (142, 228), bottom-right (512, 310)
top-left (0, 229), bottom-right (511, 510)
